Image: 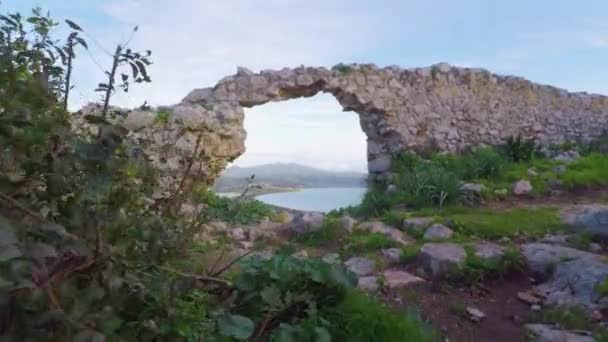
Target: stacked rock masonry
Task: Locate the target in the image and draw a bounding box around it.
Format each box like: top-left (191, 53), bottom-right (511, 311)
top-left (78, 63), bottom-right (608, 193)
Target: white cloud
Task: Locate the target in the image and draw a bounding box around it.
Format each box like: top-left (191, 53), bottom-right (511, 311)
top-left (85, 0), bottom-right (393, 107)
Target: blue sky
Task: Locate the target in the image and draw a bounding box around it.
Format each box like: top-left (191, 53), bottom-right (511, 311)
top-left (6, 0), bottom-right (608, 171)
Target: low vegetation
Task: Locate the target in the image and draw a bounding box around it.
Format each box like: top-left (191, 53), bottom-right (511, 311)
top-left (348, 137), bottom-right (608, 218)
top-left (0, 7), bottom-right (440, 341)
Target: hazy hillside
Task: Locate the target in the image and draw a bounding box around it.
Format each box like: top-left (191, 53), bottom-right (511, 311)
top-left (214, 163), bottom-right (367, 192)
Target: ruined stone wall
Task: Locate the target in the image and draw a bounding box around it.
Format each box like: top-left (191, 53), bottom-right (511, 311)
top-left (80, 63), bottom-right (608, 194)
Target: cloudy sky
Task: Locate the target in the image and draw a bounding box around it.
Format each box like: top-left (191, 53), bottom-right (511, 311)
top-left (7, 0), bottom-right (608, 172)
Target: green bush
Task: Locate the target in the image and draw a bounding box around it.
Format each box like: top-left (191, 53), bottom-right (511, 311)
top-left (462, 147), bottom-right (507, 179)
top-left (320, 291), bottom-right (439, 342)
top-left (195, 187), bottom-right (275, 224)
top-left (501, 135), bottom-right (539, 162)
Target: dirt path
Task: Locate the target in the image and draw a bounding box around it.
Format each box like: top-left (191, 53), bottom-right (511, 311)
top-left (386, 274), bottom-right (534, 342)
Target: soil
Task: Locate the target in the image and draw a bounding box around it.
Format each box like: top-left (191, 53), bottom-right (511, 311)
top-left (385, 272), bottom-right (534, 342)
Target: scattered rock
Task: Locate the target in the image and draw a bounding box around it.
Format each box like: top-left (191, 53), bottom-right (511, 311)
top-left (553, 150), bottom-right (580, 163)
top-left (466, 307), bottom-right (486, 322)
top-left (419, 243), bottom-right (466, 278)
top-left (537, 257), bottom-right (608, 310)
top-left (512, 180), bottom-right (533, 195)
top-left (358, 221), bottom-right (410, 245)
top-left (560, 204), bottom-right (608, 238)
top-left (520, 243), bottom-right (599, 276)
top-left (423, 223), bottom-right (454, 240)
top-left (521, 243), bottom-right (608, 310)
top-left (382, 248), bottom-right (404, 265)
top-left (525, 324), bottom-right (594, 342)
top-left (473, 242), bottom-right (506, 261)
top-left (321, 253), bottom-right (340, 264)
top-left (290, 212), bottom-right (325, 235)
top-left (517, 290), bottom-right (543, 305)
top-left (230, 227), bottom-right (247, 241)
top-left (345, 257), bottom-right (375, 277)
top-left (539, 234), bottom-right (570, 246)
top-left (461, 183), bottom-right (486, 194)
top-left (358, 276), bottom-right (379, 292)
top-left (382, 270), bottom-right (425, 289)
top-left (292, 250), bottom-right (309, 259)
top-left (340, 215), bottom-right (357, 233)
top-left (589, 243), bottom-right (602, 253)
top-left (403, 217), bottom-right (434, 233)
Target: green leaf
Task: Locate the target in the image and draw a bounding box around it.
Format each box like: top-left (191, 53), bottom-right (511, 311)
top-left (260, 285), bottom-right (283, 308)
top-left (100, 316), bottom-right (123, 334)
top-left (315, 327), bottom-right (331, 342)
top-left (65, 19), bottom-right (83, 31)
top-left (217, 314), bottom-right (254, 340)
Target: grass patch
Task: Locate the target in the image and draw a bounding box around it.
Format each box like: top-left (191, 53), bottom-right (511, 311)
top-left (595, 277), bottom-right (608, 297)
top-left (448, 300), bottom-right (468, 319)
top-left (401, 244), bottom-right (423, 264)
top-left (343, 231), bottom-right (398, 255)
top-left (531, 306), bottom-right (596, 331)
top-left (454, 245), bottom-right (524, 284)
top-left (154, 109), bottom-right (171, 125)
top-left (321, 290), bottom-right (440, 342)
top-left (438, 206), bottom-right (563, 240)
top-left (295, 217), bottom-right (342, 248)
top-left (561, 153), bottom-right (608, 187)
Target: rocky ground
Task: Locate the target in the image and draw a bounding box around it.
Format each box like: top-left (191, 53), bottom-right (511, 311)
top-left (200, 190), bottom-right (608, 341)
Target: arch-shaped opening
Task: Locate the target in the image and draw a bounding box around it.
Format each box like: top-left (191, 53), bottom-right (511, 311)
top-left (215, 93), bottom-right (368, 212)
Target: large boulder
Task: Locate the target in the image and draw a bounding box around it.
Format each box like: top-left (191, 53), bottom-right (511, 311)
top-left (520, 243), bottom-right (599, 276)
top-left (339, 215), bottom-right (357, 233)
top-left (521, 243), bottom-right (608, 310)
top-left (289, 212), bottom-right (325, 235)
top-left (560, 204), bottom-right (608, 238)
top-left (382, 270), bottom-right (425, 289)
top-left (357, 221), bottom-right (410, 245)
top-left (524, 324), bottom-right (594, 342)
top-left (419, 243), bottom-right (466, 278)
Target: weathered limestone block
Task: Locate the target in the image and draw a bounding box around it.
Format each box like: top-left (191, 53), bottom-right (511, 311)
top-left (78, 62), bottom-right (608, 190)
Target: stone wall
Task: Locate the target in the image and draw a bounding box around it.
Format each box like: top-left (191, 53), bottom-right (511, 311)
top-left (81, 63), bottom-right (608, 193)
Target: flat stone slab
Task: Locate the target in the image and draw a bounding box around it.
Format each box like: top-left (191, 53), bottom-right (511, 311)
top-left (560, 204), bottom-right (608, 238)
top-left (423, 223), bottom-right (454, 240)
top-left (357, 276), bottom-right (379, 292)
top-left (419, 243), bottom-right (466, 278)
top-left (382, 270), bottom-right (425, 289)
top-left (345, 257), bottom-right (375, 277)
top-left (403, 217), bottom-right (434, 231)
top-left (358, 221), bottom-right (410, 245)
top-left (381, 248), bottom-right (403, 265)
top-left (473, 242), bottom-right (505, 261)
top-left (525, 324), bottom-right (594, 342)
top-left (289, 212), bottom-right (325, 235)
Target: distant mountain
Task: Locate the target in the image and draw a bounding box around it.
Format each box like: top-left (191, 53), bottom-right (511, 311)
top-left (214, 163), bottom-right (367, 192)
